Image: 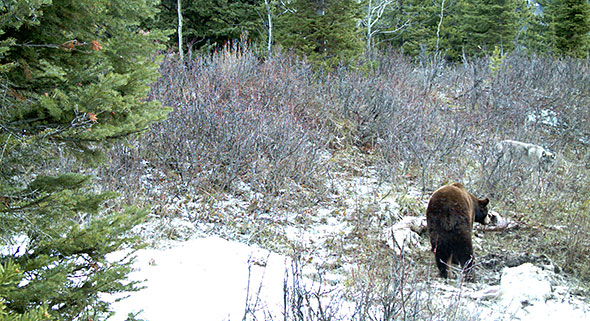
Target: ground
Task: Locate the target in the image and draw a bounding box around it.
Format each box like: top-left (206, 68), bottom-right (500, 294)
top-left (105, 150), bottom-right (589, 321)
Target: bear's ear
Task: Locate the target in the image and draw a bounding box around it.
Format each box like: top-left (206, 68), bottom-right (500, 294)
top-left (480, 198), bottom-right (489, 207)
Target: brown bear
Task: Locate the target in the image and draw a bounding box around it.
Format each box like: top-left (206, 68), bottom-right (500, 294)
top-left (426, 183), bottom-right (491, 280)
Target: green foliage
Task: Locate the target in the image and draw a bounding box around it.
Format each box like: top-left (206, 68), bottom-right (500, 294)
top-left (546, 0), bottom-right (590, 57)
top-left (385, 0), bottom-right (440, 58)
top-left (0, 0), bottom-right (167, 319)
top-left (154, 0), bottom-right (260, 52)
top-left (489, 45), bottom-right (507, 77)
top-left (518, 0), bottom-right (590, 57)
top-left (142, 0), bottom-right (590, 61)
top-left (0, 261), bottom-right (51, 321)
top-left (140, 0), bottom-right (590, 61)
top-left (275, 0), bottom-right (363, 68)
top-left (514, 0), bottom-right (552, 54)
top-left (1, 0), bottom-right (168, 147)
top-left (396, 0), bottom-right (519, 61)
top-left (460, 0), bottom-right (518, 56)
top-left (389, 0), bottom-right (467, 60)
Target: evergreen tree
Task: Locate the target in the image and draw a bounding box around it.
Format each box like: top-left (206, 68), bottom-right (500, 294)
top-left (514, 0), bottom-right (552, 54)
top-left (155, 0), bottom-right (260, 52)
top-left (546, 0), bottom-right (590, 57)
top-left (459, 0), bottom-right (518, 56)
top-left (0, 0), bottom-right (168, 319)
top-left (385, 0), bottom-right (520, 60)
top-left (391, 0), bottom-right (465, 60)
top-left (276, 0), bottom-right (363, 68)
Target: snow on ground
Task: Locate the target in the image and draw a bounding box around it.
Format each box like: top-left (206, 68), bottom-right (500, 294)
top-left (106, 237), bottom-right (290, 321)
top-left (461, 263), bottom-right (589, 321)
top-left (105, 235), bottom-right (589, 321)
top-left (104, 162), bottom-right (589, 321)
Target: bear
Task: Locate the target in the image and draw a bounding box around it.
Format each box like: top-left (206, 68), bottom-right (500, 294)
top-left (426, 182), bottom-right (491, 280)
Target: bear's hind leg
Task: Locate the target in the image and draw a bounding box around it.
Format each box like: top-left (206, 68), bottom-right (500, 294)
top-left (435, 247), bottom-right (452, 278)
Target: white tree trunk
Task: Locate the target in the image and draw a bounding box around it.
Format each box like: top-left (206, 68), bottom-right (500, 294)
top-left (363, 0), bottom-right (396, 58)
top-left (436, 0), bottom-right (445, 53)
top-left (265, 0), bottom-right (273, 55)
top-left (177, 0), bottom-right (183, 61)
top-left (366, 0), bottom-right (373, 57)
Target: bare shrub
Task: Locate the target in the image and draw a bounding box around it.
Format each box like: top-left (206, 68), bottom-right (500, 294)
top-left (283, 252), bottom-right (348, 321)
top-left (445, 53), bottom-right (590, 283)
top-left (312, 50), bottom-right (473, 191)
top-left (101, 46), bottom-right (330, 207)
top-left (449, 54), bottom-right (589, 199)
top-left (518, 161), bottom-right (590, 282)
top-left (346, 250), bottom-right (432, 320)
top-left (281, 245), bottom-right (480, 321)
top-left (96, 44), bottom-right (590, 284)
top-left (314, 50), bottom-right (418, 152)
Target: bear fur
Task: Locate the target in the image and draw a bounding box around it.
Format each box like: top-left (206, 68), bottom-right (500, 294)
top-left (426, 183), bottom-right (491, 280)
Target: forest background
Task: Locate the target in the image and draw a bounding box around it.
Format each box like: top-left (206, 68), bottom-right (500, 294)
top-left (1, 0), bottom-right (589, 320)
top-left (156, 0), bottom-right (590, 64)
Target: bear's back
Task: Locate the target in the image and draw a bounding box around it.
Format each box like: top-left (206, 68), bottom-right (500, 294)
top-left (426, 183), bottom-right (474, 232)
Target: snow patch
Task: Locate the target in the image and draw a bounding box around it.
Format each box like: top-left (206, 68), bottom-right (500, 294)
top-left (0, 234), bottom-right (29, 257)
top-left (499, 263), bottom-right (552, 308)
top-left (465, 263), bottom-right (589, 321)
top-left (106, 237), bottom-right (290, 321)
top-left (527, 109), bottom-right (558, 127)
top-left (497, 263), bottom-right (588, 320)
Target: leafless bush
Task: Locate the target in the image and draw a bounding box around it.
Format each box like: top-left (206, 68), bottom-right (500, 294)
top-left (517, 160), bottom-right (590, 281)
top-left (346, 251), bottom-right (430, 320)
top-left (100, 46), bottom-right (588, 203)
top-left (96, 45), bottom-right (589, 283)
top-left (280, 239), bottom-right (482, 321)
top-left (438, 53), bottom-right (590, 282)
top-left (446, 54), bottom-right (589, 198)
top-left (313, 50), bottom-right (473, 191)
top-left (101, 46), bottom-right (330, 207)
top-left (283, 253), bottom-right (348, 321)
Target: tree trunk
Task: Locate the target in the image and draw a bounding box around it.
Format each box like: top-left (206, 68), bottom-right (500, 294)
top-left (177, 0), bottom-right (183, 61)
top-left (265, 0), bottom-right (273, 56)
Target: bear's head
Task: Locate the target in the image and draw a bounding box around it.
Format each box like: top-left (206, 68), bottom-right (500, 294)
top-left (473, 198), bottom-right (492, 225)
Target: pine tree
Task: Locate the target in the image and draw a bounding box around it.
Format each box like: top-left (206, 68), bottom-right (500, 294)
top-left (385, 0), bottom-right (520, 60)
top-left (546, 0), bottom-right (590, 57)
top-left (1, 261), bottom-right (52, 321)
top-left (394, 0), bottom-right (465, 60)
top-left (0, 0), bottom-right (168, 319)
top-left (514, 0), bottom-right (552, 54)
top-left (155, 0), bottom-right (260, 52)
top-left (459, 0), bottom-right (518, 56)
top-left (276, 0), bottom-right (363, 68)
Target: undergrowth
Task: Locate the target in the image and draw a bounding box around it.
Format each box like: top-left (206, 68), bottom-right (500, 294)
top-left (99, 45), bottom-right (590, 294)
